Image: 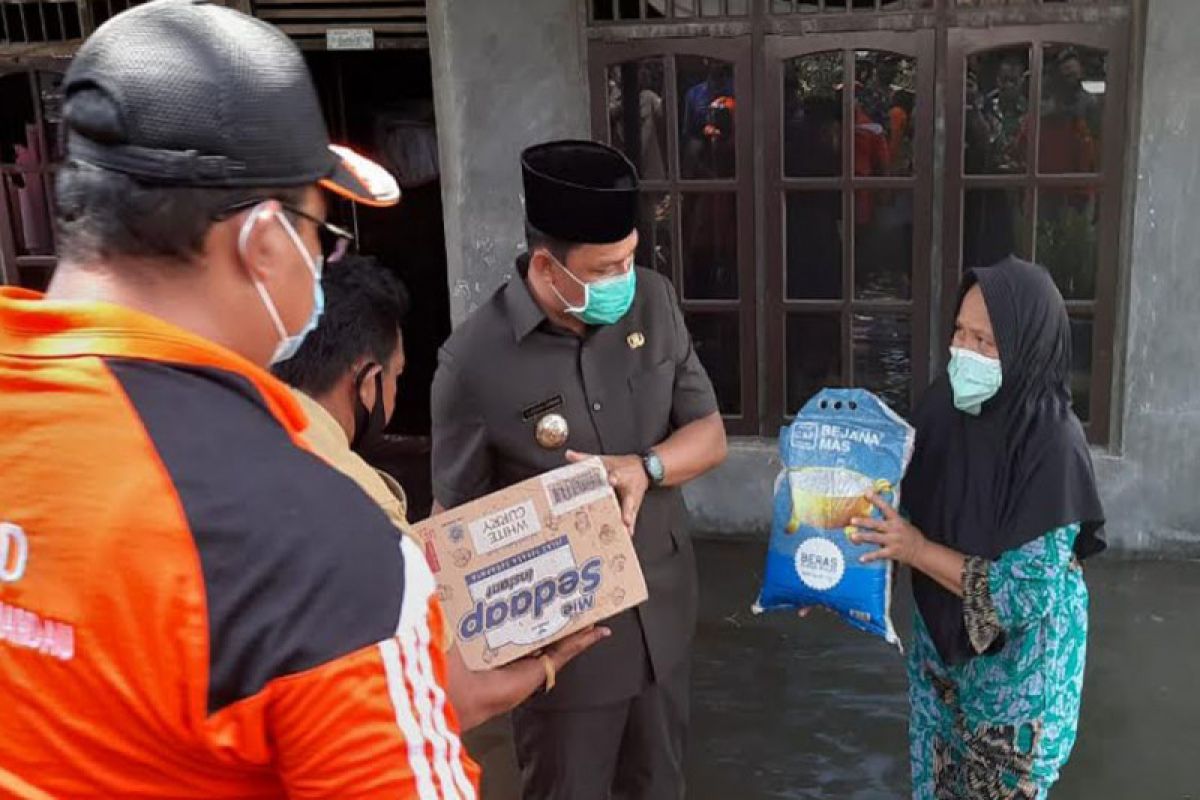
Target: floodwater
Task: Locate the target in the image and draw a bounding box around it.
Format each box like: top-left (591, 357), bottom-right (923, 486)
top-left (466, 539), bottom-right (1200, 799)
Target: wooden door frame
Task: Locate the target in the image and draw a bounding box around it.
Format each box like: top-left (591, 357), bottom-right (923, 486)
top-left (762, 28), bottom-right (936, 425)
top-left (589, 36), bottom-right (760, 435)
top-left (943, 22), bottom-right (1130, 443)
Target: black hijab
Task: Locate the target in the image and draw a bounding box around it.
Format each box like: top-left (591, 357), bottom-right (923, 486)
top-left (902, 257), bottom-right (1105, 666)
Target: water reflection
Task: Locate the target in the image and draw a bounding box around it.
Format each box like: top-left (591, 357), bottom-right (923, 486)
top-left (853, 312), bottom-right (911, 417)
top-left (855, 189), bottom-right (912, 300)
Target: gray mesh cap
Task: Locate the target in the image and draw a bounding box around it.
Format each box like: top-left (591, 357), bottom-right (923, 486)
top-left (63, 0), bottom-right (399, 206)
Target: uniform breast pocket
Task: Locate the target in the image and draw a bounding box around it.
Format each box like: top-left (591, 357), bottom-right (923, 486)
top-left (628, 360), bottom-right (675, 446)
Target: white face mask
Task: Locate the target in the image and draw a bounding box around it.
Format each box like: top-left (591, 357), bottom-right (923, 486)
top-left (238, 205), bottom-right (324, 365)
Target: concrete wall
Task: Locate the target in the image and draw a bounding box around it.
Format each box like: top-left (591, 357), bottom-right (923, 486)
top-left (1093, 0), bottom-right (1200, 556)
top-left (427, 0), bottom-right (591, 324)
top-left (690, 0), bottom-right (1200, 557)
top-left (430, 0), bottom-right (1200, 556)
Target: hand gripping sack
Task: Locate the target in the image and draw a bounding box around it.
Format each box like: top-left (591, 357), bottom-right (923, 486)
top-left (753, 389), bottom-right (914, 648)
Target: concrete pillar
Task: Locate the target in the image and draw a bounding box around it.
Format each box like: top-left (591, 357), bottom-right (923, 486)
top-left (427, 0), bottom-right (591, 324)
top-left (1096, 0), bottom-right (1200, 555)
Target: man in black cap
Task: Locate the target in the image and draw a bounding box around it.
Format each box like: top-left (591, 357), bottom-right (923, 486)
top-left (0, 1), bottom-right (479, 795)
top-left (431, 140), bottom-right (728, 798)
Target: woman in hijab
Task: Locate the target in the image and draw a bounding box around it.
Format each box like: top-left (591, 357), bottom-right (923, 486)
top-left (849, 257), bottom-right (1105, 798)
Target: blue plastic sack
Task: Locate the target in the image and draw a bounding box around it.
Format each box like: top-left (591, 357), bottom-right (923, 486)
top-left (753, 389), bottom-right (914, 648)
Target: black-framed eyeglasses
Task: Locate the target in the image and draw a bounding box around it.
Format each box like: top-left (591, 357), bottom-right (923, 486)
top-left (214, 197), bottom-right (355, 254)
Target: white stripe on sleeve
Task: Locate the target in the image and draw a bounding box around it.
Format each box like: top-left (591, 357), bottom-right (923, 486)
top-left (378, 638), bottom-right (440, 798)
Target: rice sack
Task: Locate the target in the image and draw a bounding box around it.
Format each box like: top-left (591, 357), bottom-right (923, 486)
top-left (753, 388), bottom-right (914, 648)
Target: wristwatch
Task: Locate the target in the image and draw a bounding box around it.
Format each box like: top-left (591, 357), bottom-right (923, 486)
top-left (641, 449), bottom-right (666, 488)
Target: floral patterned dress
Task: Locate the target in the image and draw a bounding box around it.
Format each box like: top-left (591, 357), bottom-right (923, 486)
top-left (908, 524), bottom-right (1088, 800)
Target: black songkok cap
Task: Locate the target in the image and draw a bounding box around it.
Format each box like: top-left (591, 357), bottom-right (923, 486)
top-left (521, 140), bottom-right (639, 244)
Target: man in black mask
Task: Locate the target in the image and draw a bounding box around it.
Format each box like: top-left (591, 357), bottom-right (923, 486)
top-left (274, 254), bottom-right (412, 523)
top-left (274, 254), bottom-right (607, 731)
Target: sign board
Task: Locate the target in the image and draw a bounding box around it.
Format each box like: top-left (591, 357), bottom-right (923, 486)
top-left (326, 28), bottom-right (375, 51)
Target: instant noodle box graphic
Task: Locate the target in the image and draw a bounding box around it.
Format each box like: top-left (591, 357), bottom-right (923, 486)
top-left (414, 458), bottom-right (648, 670)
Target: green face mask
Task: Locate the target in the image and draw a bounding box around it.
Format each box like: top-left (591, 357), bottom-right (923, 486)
top-left (948, 346), bottom-right (1003, 415)
top-left (551, 258), bottom-right (637, 326)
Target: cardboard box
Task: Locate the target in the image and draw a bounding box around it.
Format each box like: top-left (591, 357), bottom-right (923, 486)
top-left (413, 458), bottom-right (649, 670)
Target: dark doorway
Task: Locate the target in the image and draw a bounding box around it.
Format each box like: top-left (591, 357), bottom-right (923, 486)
top-left (305, 49), bottom-right (449, 519)
top-left (0, 69), bottom-right (64, 290)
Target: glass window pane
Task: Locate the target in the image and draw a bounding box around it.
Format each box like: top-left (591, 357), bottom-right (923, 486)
top-left (787, 191), bottom-right (843, 300)
top-left (2, 173), bottom-right (54, 258)
top-left (592, 0), bottom-right (615, 20)
top-left (727, 0), bottom-right (749, 14)
top-left (616, 0), bottom-right (642, 19)
top-left (826, 0), bottom-right (894, 8)
top-left (784, 52), bottom-right (843, 178)
top-left (1036, 187), bottom-right (1099, 300)
top-left (686, 313), bottom-right (742, 415)
top-left (1, 72), bottom-right (36, 162)
top-left (701, 0), bottom-right (722, 15)
top-left (681, 192), bottom-right (738, 300)
top-left (965, 46), bottom-right (1031, 175)
top-left (853, 312), bottom-right (911, 417)
top-left (1040, 44), bottom-right (1105, 174)
top-left (1069, 316), bottom-right (1093, 422)
top-left (674, 0), bottom-right (695, 16)
top-left (606, 59), bottom-right (668, 181)
top-left (771, 0), bottom-right (795, 13)
top-left (677, 56), bottom-right (736, 179)
top-left (963, 188), bottom-right (1031, 269)
top-left (854, 52), bottom-right (917, 177)
top-left (1, 74), bottom-right (56, 260)
top-left (636, 192), bottom-right (673, 278)
top-left (38, 72), bottom-right (66, 164)
top-left (646, 0), bottom-right (668, 17)
top-left (787, 314), bottom-right (842, 415)
top-left (855, 189), bottom-right (911, 300)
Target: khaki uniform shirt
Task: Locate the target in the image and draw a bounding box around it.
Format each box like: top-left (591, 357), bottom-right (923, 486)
top-left (431, 264), bottom-right (718, 708)
top-left (293, 390), bottom-right (411, 533)
top-left (293, 390), bottom-right (456, 653)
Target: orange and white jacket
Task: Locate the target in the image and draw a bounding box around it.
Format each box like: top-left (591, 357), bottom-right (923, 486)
top-left (0, 288), bottom-right (479, 798)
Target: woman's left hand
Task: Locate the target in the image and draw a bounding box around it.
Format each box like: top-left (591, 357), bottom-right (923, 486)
top-left (851, 492), bottom-right (928, 567)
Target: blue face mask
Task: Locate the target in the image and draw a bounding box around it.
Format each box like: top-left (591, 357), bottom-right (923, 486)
top-left (948, 346), bottom-right (1003, 415)
top-left (240, 207), bottom-right (324, 366)
top-left (550, 257), bottom-right (637, 326)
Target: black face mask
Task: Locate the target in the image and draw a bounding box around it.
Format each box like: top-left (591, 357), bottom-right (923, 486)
top-left (351, 365), bottom-right (390, 464)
